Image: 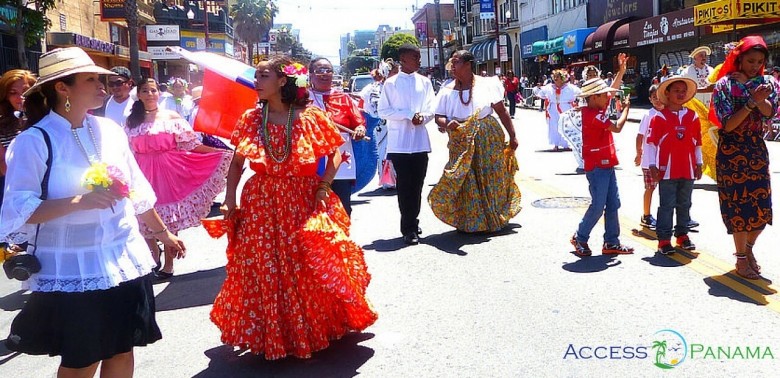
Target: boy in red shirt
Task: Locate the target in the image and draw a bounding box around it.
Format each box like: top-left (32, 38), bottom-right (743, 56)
top-left (646, 76), bottom-right (702, 255)
top-left (570, 78), bottom-right (634, 256)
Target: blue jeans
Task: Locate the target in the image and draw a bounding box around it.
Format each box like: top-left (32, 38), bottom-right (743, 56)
top-left (576, 168), bottom-right (621, 245)
top-left (656, 179), bottom-right (693, 241)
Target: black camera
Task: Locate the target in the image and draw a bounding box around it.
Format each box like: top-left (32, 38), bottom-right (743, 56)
top-left (2, 243), bottom-right (41, 281)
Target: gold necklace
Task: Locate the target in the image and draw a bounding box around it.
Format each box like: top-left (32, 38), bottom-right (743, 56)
top-left (260, 105), bottom-right (295, 163)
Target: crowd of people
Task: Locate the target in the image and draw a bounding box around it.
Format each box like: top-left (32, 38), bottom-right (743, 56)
top-left (0, 34), bottom-right (778, 374)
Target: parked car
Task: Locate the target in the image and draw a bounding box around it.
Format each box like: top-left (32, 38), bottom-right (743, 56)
top-left (332, 74), bottom-right (344, 89)
top-left (347, 74), bottom-right (374, 94)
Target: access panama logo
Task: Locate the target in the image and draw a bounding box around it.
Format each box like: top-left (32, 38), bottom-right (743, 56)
top-left (564, 329), bottom-right (774, 370)
top-left (651, 329), bottom-right (774, 369)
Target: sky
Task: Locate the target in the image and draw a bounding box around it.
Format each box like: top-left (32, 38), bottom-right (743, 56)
top-left (274, 0), bottom-right (454, 62)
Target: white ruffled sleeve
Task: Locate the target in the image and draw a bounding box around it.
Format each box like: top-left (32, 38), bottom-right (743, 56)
top-left (171, 118), bottom-right (202, 151)
top-left (0, 131), bottom-right (47, 244)
top-left (488, 76), bottom-right (505, 106)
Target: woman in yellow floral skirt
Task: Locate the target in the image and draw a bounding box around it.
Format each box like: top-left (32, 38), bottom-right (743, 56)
top-left (428, 50), bottom-right (522, 233)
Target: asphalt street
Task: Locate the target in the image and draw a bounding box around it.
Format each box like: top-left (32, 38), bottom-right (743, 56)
top-left (2, 106), bottom-right (780, 377)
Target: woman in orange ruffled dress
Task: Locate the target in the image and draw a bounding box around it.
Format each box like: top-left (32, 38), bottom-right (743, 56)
top-left (210, 55), bottom-right (377, 360)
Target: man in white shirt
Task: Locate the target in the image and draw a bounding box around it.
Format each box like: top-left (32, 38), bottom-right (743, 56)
top-left (378, 44), bottom-right (435, 245)
top-left (681, 46), bottom-right (714, 106)
top-left (103, 66), bottom-right (135, 126)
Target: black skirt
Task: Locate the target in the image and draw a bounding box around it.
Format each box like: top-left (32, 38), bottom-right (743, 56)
top-left (5, 274), bottom-right (162, 369)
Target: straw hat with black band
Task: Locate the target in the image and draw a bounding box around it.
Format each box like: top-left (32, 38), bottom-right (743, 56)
top-left (577, 78), bottom-right (619, 98)
top-left (656, 75), bottom-right (697, 105)
top-left (23, 47), bottom-right (116, 97)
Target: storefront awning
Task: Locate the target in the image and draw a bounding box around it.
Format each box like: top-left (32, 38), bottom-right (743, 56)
top-left (612, 24), bottom-right (630, 49)
top-left (468, 34), bottom-right (513, 63)
top-left (520, 26), bottom-right (548, 59)
top-left (562, 28), bottom-right (596, 55)
top-left (531, 36), bottom-right (563, 56)
top-left (694, 0), bottom-right (780, 26)
top-left (582, 19), bottom-right (630, 53)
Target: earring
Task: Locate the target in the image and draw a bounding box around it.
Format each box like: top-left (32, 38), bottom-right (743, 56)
top-left (65, 96), bottom-right (71, 113)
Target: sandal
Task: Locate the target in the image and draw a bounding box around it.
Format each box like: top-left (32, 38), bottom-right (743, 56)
top-left (734, 254), bottom-right (760, 280)
top-left (745, 243), bottom-right (761, 274)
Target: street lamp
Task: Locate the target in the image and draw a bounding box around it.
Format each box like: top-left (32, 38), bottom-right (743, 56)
top-left (187, 1), bottom-right (210, 51)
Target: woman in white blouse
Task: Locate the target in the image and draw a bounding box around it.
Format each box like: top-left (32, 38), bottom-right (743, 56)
top-left (0, 47), bottom-right (184, 377)
top-left (428, 50), bottom-right (522, 233)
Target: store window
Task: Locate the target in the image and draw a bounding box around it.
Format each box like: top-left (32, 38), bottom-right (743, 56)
top-left (110, 24), bottom-right (129, 47)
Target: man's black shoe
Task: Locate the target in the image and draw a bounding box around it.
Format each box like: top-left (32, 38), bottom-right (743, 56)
top-left (403, 233), bottom-right (419, 245)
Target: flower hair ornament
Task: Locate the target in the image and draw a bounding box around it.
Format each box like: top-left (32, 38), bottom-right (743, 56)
top-left (281, 62), bottom-right (308, 99)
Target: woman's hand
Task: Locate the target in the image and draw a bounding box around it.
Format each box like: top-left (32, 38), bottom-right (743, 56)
top-left (750, 84), bottom-right (772, 103)
top-left (157, 231), bottom-right (186, 259)
top-left (508, 137), bottom-right (519, 151)
top-left (220, 199), bottom-right (238, 220)
top-left (315, 188), bottom-right (328, 207)
top-left (76, 190), bottom-right (123, 211)
top-left (353, 126), bottom-right (366, 140)
top-left (650, 166), bottom-right (660, 182)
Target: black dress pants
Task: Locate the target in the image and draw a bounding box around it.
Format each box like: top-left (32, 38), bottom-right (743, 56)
top-left (387, 152), bottom-right (428, 236)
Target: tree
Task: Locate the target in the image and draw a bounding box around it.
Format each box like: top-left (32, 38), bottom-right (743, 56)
top-left (380, 33), bottom-right (419, 62)
top-left (231, 0), bottom-right (277, 65)
top-left (346, 40), bottom-right (356, 55)
top-left (0, 0), bottom-right (55, 69)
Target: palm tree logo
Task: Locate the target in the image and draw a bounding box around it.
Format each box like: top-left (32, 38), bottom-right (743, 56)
top-left (652, 329), bottom-right (687, 369)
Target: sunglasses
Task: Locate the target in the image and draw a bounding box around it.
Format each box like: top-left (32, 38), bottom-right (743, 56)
top-left (107, 80), bottom-right (128, 87)
top-left (313, 67), bottom-right (334, 75)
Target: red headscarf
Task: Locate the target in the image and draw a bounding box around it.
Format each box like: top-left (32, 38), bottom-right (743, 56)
top-left (715, 35), bottom-right (768, 81)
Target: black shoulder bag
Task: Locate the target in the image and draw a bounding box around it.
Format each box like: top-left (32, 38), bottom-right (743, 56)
top-left (3, 127), bottom-right (52, 281)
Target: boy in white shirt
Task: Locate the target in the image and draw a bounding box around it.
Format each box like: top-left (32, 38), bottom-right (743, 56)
top-left (377, 44), bottom-right (435, 245)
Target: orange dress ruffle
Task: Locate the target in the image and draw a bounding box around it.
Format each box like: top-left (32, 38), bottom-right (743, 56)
top-left (209, 106), bottom-right (377, 360)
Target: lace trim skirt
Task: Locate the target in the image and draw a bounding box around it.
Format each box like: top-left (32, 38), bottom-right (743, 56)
top-left (5, 274), bottom-right (161, 368)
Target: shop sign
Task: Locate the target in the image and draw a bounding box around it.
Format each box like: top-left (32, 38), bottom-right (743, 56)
top-left (694, 0), bottom-right (780, 26)
top-left (75, 34), bottom-right (116, 54)
top-left (631, 8), bottom-right (696, 47)
top-left (146, 25), bottom-right (180, 42)
top-left (479, 0), bottom-right (494, 20)
top-left (148, 46), bottom-right (181, 60)
top-left (587, 0), bottom-right (653, 26)
top-left (458, 0), bottom-right (467, 26)
top-left (180, 31), bottom-right (226, 54)
top-left (100, 0), bottom-right (125, 22)
top-left (0, 6), bottom-right (17, 30)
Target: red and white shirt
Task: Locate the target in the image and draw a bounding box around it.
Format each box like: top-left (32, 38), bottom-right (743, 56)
top-left (581, 107), bottom-right (618, 171)
top-left (646, 108), bottom-right (703, 180)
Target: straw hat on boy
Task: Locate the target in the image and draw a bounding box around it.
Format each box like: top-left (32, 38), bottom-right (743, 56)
top-left (577, 78), bottom-right (619, 98)
top-left (656, 75), bottom-right (697, 105)
top-left (24, 47), bottom-right (115, 97)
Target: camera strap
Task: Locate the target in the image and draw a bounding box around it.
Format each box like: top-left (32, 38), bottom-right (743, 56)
top-left (28, 126), bottom-right (53, 257)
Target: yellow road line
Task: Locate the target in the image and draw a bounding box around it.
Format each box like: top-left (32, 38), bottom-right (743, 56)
top-left (520, 175), bottom-right (780, 312)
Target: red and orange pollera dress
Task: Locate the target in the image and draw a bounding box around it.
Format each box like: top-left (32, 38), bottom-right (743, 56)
top-left (209, 106), bottom-right (377, 360)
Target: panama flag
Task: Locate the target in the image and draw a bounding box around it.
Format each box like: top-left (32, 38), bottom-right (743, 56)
top-left (169, 47), bottom-right (257, 139)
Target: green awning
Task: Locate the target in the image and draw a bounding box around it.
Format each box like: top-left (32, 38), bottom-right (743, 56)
top-left (531, 36), bottom-right (563, 56)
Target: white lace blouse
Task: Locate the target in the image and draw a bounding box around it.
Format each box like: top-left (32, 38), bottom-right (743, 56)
top-left (435, 76), bottom-right (504, 121)
top-left (0, 111), bottom-right (158, 292)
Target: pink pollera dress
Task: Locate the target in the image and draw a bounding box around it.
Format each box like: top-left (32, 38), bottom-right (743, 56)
top-left (124, 118), bottom-right (232, 234)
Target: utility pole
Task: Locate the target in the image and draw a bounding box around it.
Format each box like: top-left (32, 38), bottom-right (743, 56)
top-left (494, 0), bottom-right (500, 75)
top-left (435, 0), bottom-right (445, 78)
